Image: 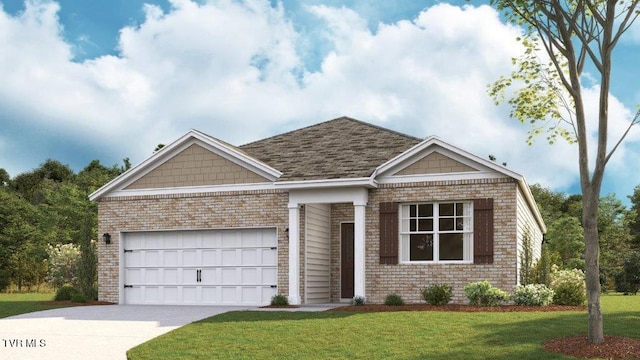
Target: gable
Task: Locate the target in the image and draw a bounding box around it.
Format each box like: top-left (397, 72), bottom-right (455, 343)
top-left (393, 151), bottom-right (477, 176)
top-left (125, 144), bottom-right (270, 190)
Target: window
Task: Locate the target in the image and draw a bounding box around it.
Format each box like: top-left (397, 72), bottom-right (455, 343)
top-left (400, 202), bottom-right (473, 262)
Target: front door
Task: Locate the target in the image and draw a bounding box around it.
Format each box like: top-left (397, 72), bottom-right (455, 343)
top-left (341, 223), bottom-right (354, 299)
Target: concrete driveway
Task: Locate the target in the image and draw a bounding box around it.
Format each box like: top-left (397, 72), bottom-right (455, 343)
top-left (0, 305), bottom-right (250, 360)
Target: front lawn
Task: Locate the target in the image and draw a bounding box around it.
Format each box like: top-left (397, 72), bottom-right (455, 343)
top-left (0, 292), bottom-right (70, 318)
top-left (128, 294), bottom-right (639, 360)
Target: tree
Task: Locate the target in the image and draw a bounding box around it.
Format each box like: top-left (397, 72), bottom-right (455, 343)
top-left (628, 185), bottom-right (640, 248)
top-left (488, 0), bottom-right (640, 343)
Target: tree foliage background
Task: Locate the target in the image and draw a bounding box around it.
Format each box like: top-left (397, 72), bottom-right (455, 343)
top-left (0, 159), bottom-right (128, 294)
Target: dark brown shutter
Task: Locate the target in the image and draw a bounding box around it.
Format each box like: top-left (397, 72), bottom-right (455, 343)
top-left (473, 198), bottom-right (494, 264)
top-left (379, 202), bottom-right (399, 264)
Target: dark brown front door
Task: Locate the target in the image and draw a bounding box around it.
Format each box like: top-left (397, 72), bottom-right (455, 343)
top-left (341, 223), bottom-right (355, 299)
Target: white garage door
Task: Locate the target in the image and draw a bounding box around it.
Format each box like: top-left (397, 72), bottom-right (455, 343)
top-left (123, 228), bottom-right (277, 305)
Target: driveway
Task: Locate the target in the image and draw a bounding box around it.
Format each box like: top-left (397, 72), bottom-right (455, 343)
top-left (0, 305), bottom-right (250, 360)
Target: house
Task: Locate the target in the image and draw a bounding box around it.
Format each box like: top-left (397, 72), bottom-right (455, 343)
top-left (90, 117), bottom-right (545, 305)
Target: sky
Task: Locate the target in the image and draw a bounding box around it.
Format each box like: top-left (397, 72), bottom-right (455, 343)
top-left (0, 0), bottom-right (639, 202)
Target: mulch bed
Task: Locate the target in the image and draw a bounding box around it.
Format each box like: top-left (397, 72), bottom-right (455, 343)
top-left (328, 304), bottom-right (586, 312)
top-left (544, 335), bottom-right (640, 359)
top-left (39, 300), bottom-right (115, 306)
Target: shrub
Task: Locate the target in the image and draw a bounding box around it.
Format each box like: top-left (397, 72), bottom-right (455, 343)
top-left (54, 284), bottom-right (78, 301)
top-left (46, 243), bottom-right (80, 289)
top-left (70, 292), bottom-right (88, 303)
top-left (464, 280), bottom-right (510, 306)
top-left (421, 284), bottom-right (453, 305)
top-left (352, 296), bottom-right (366, 306)
top-left (615, 252), bottom-right (640, 295)
top-left (512, 284), bottom-right (554, 306)
top-left (270, 294), bottom-right (289, 306)
top-left (384, 293), bottom-right (404, 306)
top-left (0, 269), bottom-right (10, 292)
top-left (550, 266), bottom-right (586, 305)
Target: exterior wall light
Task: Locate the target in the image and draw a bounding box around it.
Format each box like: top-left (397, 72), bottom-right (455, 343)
top-left (103, 233), bottom-right (112, 245)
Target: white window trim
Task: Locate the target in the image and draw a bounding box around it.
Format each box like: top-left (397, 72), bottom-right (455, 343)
top-left (399, 201), bottom-right (474, 264)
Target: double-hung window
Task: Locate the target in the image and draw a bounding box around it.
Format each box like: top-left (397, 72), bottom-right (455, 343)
top-left (400, 202), bottom-right (473, 263)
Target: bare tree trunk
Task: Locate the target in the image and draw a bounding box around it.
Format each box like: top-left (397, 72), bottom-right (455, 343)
top-left (583, 186), bottom-right (604, 343)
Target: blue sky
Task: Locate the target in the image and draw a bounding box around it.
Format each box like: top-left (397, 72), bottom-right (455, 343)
top-left (0, 0), bottom-right (639, 202)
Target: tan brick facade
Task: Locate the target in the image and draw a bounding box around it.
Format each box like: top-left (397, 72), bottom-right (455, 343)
top-left (97, 190), bottom-right (289, 303)
top-left (98, 178), bottom-right (528, 305)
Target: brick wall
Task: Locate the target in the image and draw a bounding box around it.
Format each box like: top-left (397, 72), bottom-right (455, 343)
top-left (363, 178), bottom-right (519, 304)
top-left (97, 190), bottom-right (288, 303)
top-left (98, 178), bottom-right (521, 305)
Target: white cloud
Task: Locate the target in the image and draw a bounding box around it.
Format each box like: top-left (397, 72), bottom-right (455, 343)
top-left (0, 0), bottom-right (638, 196)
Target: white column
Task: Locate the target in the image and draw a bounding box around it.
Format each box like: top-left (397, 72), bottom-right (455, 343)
top-left (288, 204), bottom-right (301, 305)
top-left (353, 204), bottom-right (366, 299)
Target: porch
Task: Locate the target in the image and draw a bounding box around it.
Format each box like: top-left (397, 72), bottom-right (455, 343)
top-left (287, 188), bottom-right (368, 305)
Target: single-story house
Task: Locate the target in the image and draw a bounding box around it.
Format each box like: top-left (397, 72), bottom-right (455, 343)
top-left (90, 117), bottom-right (545, 305)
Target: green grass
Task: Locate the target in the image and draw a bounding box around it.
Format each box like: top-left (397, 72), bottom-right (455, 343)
top-left (128, 294), bottom-right (640, 360)
top-left (0, 292), bottom-right (71, 318)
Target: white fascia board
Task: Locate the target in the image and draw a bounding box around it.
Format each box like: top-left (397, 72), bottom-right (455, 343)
top-left (273, 177), bottom-right (377, 190)
top-left (373, 136), bottom-right (525, 182)
top-left (289, 187), bottom-right (369, 206)
top-left (376, 171), bottom-right (508, 184)
top-left (89, 129), bottom-right (281, 201)
top-left (101, 182), bottom-right (278, 199)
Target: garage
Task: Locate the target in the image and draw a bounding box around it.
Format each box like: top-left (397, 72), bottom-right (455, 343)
top-left (122, 228), bottom-right (277, 305)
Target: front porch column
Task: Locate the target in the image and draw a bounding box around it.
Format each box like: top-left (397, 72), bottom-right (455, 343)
top-left (354, 204), bottom-right (366, 299)
top-left (288, 204), bottom-right (301, 305)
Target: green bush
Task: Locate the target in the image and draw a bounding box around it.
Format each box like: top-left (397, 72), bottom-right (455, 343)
top-left (550, 266), bottom-right (586, 305)
top-left (464, 280), bottom-right (509, 306)
top-left (615, 252), bottom-right (640, 295)
top-left (512, 284), bottom-right (554, 306)
top-left (384, 293), bottom-right (404, 306)
top-left (352, 296), bottom-right (366, 306)
top-left (0, 269), bottom-right (10, 292)
top-left (54, 284), bottom-right (78, 301)
top-left (70, 292), bottom-right (88, 303)
top-left (270, 294), bottom-right (289, 306)
top-left (421, 284), bottom-right (453, 305)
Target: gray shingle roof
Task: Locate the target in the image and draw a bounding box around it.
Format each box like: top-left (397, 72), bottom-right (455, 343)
top-left (239, 117), bottom-right (422, 181)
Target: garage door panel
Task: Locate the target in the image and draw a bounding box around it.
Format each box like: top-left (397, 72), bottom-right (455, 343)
top-left (221, 268), bottom-right (237, 284)
top-left (145, 269), bottom-right (160, 284)
top-left (182, 232), bottom-right (200, 248)
top-left (183, 287), bottom-right (197, 303)
top-left (126, 269), bottom-right (142, 284)
top-left (201, 249), bottom-right (217, 266)
top-left (201, 287), bottom-right (217, 303)
top-left (262, 268), bottom-right (277, 283)
top-left (221, 250), bottom-right (237, 265)
top-left (200, 268), bottom-right (217, 284)
top-left (145, 251), bottom-right (160, 266)
top-left (182, 268), bottom-right (197, 284)
top-left (262, 249), bottom-right (277, 266)
top-left (182, 250), bottom-right (197, 266)
top-left (164, 251), bottom-right (179, 266)
top-left (124, 229), bottom-right (277, 305)
top-left (202, 233), bottom-right (221, 248)
top-left (163, 269), bottom-right (178, 284)
top-left (164, 287), bottom-right (179, 303)
top-left (144, 287), bottom-right (160, 303)
top-left (241, 268), bottom-right (257, 284)
top-left (241, 249), bottom-right (257, 265)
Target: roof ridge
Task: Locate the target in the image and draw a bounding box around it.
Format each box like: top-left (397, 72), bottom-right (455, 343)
top-left (239, 116), bottom-right (421, 147)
